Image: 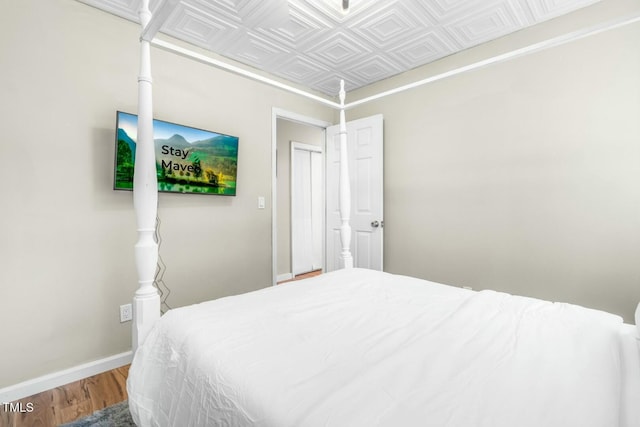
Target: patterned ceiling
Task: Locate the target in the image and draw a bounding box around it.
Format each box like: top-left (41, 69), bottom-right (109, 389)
top-left (80, 0), bottom-right (601, 95)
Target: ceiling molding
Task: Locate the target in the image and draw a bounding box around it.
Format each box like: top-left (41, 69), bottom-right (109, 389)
top-left (80, 0), bottom-right (604, 95)
top-left (346, 10), bottom-right (640, 109)
top-left (151, 38), bottom-right (341, 108)
top-left (141, 10), bottom-right (640, 112)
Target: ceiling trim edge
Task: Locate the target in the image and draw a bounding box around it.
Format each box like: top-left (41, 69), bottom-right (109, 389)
top-left (151, 38), bottom-right (341, 109)
top-left (149, 11), bottom-right (640, 112)
top-left (346, 11), bottom-right (640, 110)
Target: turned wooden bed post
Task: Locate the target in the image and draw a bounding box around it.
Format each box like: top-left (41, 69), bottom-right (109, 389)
top-left (338, 80), bottom-right (354, 269)
top-left (133, 0), bottom-right (160, 350)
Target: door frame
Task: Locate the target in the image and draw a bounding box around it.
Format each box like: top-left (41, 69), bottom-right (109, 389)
top-left (271, 108), bottom-right (332, 286)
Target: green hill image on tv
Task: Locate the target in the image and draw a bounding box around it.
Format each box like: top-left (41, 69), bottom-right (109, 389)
top-left (114, 111), bottom-right (239, 196)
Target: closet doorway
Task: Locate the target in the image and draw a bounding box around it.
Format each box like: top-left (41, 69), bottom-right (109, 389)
top-left (273, 110), bottom-right (331, 285)
top-left (291, 142), bottom-right (323, 276)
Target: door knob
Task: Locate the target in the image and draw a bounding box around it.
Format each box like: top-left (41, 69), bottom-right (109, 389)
top-left (371, 220), bottom-right (380, 228)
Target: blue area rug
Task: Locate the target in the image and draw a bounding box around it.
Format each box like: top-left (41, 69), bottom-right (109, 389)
top-left (59, 400), bottom-right (135, 427)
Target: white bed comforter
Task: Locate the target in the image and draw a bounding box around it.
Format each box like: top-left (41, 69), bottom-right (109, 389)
top-left (127, 268), bottom-right (634, 427)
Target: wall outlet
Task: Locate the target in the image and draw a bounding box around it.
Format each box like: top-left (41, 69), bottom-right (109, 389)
top-left (120, 303), bottom-right (132, 323)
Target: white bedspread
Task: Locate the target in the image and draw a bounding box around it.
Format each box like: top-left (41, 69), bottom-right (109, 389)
top-left (127, 268), bottom-right (634, 427)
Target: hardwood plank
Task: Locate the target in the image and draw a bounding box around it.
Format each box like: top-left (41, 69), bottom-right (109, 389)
top-left (278, 269), bottom-right (322, 284)
top-left (0, 365), bottom-right (129, 427)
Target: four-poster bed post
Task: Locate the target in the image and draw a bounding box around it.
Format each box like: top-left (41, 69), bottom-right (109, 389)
top-left (338, 79), bottom-right (354, 269)
top-left (132, 0), bottom-right (160, 350)
top-left (128, 2), bottom-right (357, 350)
top-left (129, 2), bottom-right (356, 349)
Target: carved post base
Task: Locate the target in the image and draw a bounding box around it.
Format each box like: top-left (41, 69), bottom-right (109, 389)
top-left (635, 303), bottom-right (640, 338)
top-left (340, 223), bottom-right (353, 269)
top-left (132, 288), bottom-right (160, 350)
top-left (341, 253), bottom-right (354, 269)
top-left (132, 231), bottom-right (159, 350)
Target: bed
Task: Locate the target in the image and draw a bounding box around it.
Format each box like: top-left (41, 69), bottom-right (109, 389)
top-left (126, 1), bottom-right (640, 425)
top-left (127, 268), bottom-right (640, 427)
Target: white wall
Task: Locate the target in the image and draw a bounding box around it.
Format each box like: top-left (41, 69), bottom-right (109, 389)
top-left (0, 0), bottom-right (332, 388)
top-left (349, 0), bottom-right (640, 321)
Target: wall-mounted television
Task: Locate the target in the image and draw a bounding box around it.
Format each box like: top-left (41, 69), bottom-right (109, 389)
top-left (114, 111), bottom-right (239, 196)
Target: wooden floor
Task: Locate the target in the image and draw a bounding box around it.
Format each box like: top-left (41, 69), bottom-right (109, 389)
top-left (0, 271), bottom-right (318, 427)
top-left (278, 269), bottom-right (322, 284)
top-left (0, 365), bottom-right (129, 427)
top-left (1, 273), bottom-right (317, 426)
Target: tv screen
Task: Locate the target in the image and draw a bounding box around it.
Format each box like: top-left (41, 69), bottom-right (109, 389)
top-left (114, 111), bottom-right (239, 196)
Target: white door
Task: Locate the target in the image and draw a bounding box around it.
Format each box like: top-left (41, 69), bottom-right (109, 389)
top-left (326, 114), bottom-right (384, 272)
top-left (291, 142), bottom-right (324, 276)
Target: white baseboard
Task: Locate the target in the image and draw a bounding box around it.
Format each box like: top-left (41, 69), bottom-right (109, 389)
top-left (277, 272), bottom-right (293, 283)
top-left (0, 351), bottom-right (133, 403)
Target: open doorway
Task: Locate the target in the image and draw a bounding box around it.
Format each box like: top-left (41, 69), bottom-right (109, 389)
top-left (272, 109), bottom-right (332, 286)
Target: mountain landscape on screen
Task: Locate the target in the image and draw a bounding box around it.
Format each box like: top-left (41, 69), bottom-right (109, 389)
top-left (114, 112), bottom-right (239, 196)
